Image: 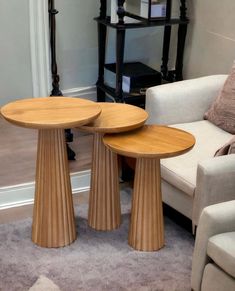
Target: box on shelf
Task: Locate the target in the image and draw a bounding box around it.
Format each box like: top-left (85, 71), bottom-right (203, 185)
top-left (104, 62), bottom-right (162, 94)
top-left (108, 0), bottom-right (168, 23)
top-left (122, 0), bottom-right (168, 21)
top-left (140, 0), bottom-right (167, 19)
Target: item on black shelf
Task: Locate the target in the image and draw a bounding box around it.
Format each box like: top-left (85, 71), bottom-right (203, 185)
top-left (140, 0), bottom-right (167, 19)
top-left (119, 0), bottom-right (167, 21)
top-left (104, 62), bottom-right (162, 93)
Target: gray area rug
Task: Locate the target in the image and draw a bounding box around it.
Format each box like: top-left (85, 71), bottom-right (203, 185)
top-left (0, 187), bottom-right (194, 291)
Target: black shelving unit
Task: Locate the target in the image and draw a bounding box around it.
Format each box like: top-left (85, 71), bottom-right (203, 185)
top-left (95, 0), bottom-right (189, 107)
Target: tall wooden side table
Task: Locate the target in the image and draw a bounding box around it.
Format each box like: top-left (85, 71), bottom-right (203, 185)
top-left (103, 125), bottom-right (195, 251)
top-left (1, 97), bottom-right (101, 248)
top-left (80, 103), bottom-right (148, 231)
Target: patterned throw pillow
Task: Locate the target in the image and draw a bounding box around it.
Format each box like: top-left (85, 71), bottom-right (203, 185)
top-left (204, 62), bottom-right (235, 134)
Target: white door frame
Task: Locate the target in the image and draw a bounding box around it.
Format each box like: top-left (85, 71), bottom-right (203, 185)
top-left (29, 0), bottom-right (51, 97)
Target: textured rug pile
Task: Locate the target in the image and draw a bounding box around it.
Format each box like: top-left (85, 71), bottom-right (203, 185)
top-left (0, 187), bottom-right (194, 291)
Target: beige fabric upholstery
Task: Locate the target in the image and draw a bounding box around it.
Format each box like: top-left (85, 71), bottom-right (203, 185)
top-left (161, 120), bottom-right (232, 196)
top-left (193, 154), bottom-right (235, 226)
top-left (201, 263), bottom-right (235, 291)
top-left (29, 275), bottom-right (61, 291)
top-left (161, 180), bottom-right (193, 219)
top-left (146, 75), bottom-right (228, 125)
top-left (191, 200), bottom-right (235, 291)
top-left (207, 232), bottom-right (235, 278)
top-left (145, 75), bottom-right (235, 226)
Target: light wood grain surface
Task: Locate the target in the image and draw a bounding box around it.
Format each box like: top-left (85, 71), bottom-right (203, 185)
top-left (0, 97), bottom-right (101, 129)
top-left (88, 133), bottom-right (121, 231)
top-left (103, 124), bottom-right (196, 158)
top-left (0, 115), bottom-right (93, 187)
top-left (129, 158), bottom-right (164, 251)
top-left (103, 124), bottom-right (195, 251)
top-left (0, 97), bottom-right (101, 248)
top-left (81, 102), bottom-right (148, 232)
top-left (80, 102), bottom-right (148, 133)
top-left (32, 129), bottom-right (76, 247)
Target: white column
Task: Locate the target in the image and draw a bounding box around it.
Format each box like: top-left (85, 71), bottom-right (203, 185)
top-left (29, 0), bottom-right (51, 97)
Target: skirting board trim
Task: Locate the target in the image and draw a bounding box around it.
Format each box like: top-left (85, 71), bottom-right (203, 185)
top-left (0, 170), bottom-right (91, 211)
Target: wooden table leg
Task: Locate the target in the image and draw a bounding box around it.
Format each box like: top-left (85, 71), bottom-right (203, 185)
top-left (88, 133), bottom-right (121, 230)
top-left (128, 158), bottom-right (164, 251)
top-left (32, 129), bottom-right (76, 247)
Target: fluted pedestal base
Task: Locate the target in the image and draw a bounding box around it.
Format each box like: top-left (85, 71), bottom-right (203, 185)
top-left (128, 158), bottom-right (164, 251)
top-left (88, 133), bottom-right (121, 230)
top-left (32, 129), bottom-right (76, 248)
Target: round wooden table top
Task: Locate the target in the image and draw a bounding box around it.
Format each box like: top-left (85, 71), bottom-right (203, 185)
top-left (80, 103), bottom-right (148, 133)
top-left (0, 97), bottom-right (101, 129)
top-left (103, 124), bottom-right (195, 158)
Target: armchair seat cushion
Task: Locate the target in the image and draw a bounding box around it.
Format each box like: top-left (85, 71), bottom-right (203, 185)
top-left (207, 232), bottom-right (235, 278)
top-left (161, 120), bottom-right (232, 196)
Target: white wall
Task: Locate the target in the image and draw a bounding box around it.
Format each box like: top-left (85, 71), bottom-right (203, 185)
top-left (55, 0), bottom-right (100, 90)
top-left (0, 0), bottom-right (33, 106)
top-left (184, 0), bottom-right (235, 78)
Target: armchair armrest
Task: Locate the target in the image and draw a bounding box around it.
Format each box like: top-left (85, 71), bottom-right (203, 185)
top-left (145, 75), bottom-right (227, 125)
top-left (192, 154), bottom-right (235, 227)
top-left (191, 200), bottom-right (235, 291)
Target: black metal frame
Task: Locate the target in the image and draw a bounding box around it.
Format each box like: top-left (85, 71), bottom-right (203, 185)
top-left (96, 0), bottom-right (189, 104)
top-left (48, 0), bottom-right (76, 160)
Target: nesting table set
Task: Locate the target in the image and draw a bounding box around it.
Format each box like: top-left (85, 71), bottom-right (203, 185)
top-left (0, 97), bottom-right (195, 251)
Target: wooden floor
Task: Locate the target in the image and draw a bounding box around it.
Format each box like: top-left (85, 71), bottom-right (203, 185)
top-left (0, 116), bottom-right (93, 187)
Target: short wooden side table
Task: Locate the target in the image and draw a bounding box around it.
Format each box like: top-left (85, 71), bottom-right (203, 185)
top-left (103, 125), bottom-right (195, 251)
top-left (80, 103), bottom-right (148, 231)
top-left (1, 97), bottom-right (101, 248)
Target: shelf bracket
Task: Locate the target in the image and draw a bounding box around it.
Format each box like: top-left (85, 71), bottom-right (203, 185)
top-left (180, 0), bottom-right (188, 21)
top-left (99, 0), bottom-right (106, 19)
top-left (117, 0), bottom-right (126, 24)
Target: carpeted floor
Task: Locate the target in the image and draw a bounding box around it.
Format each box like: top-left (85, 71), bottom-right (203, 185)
top-left (0, 187), bottom-right (194, 291)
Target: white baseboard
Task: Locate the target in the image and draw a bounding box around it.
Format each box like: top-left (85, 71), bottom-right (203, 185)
top-left (0, 87), bottom-right (96, 212)
top-left (0, 170), bottom-right (91, 210)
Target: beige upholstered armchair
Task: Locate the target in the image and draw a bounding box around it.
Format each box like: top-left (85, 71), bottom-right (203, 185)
top-left (191, 200), bottom-right (235, 291)
top-left (145, 75), bottom-right (235, 229)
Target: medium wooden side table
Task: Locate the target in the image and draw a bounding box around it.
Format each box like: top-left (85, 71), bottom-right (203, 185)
top-left (1, 97), bottom-right (101, 248)
top-left (103, 125), bottom-right (195, 251)
top-left (80, 103), bottom-right (148, 231)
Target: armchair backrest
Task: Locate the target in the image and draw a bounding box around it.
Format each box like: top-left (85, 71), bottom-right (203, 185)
top-left (146, 75), bottom-right (227, 125)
